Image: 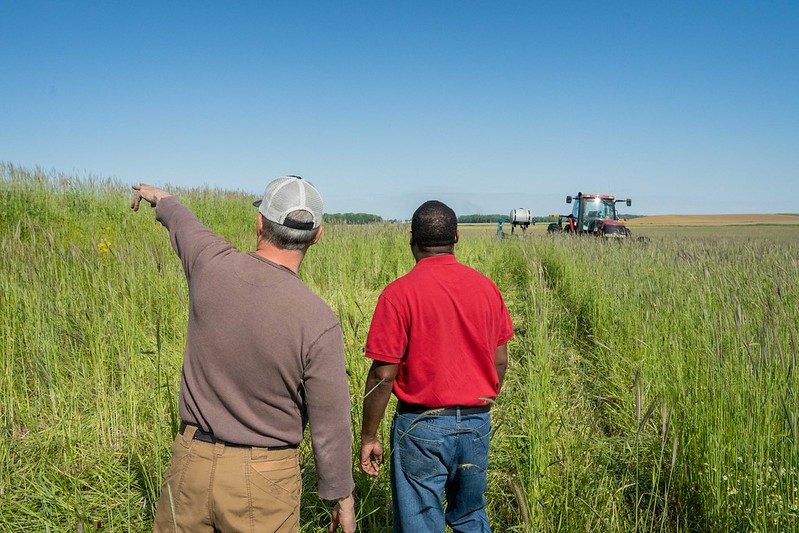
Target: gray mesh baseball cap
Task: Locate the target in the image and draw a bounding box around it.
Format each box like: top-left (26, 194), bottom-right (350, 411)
top-left (252, 175), bottom-right (323, 230)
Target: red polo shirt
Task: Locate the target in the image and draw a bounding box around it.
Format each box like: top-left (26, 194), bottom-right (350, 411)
top-left (365, 254), bottom-right (513, 407)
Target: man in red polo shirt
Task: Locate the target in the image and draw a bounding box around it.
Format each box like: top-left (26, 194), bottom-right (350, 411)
top-left (359, 200), bottom-right (513, 532)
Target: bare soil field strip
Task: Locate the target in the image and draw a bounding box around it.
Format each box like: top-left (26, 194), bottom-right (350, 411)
top-left (627, 213), bottom-right (799, 225)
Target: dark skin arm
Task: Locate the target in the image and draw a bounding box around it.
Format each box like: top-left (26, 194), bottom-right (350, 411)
top-left (360, 360), bottom-right (399, 476)
top-left (495, 343), bottom-right (509, 393)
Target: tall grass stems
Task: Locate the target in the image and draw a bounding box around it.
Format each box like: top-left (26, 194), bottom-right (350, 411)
top-left (2, 164), bottom-right (797, 531)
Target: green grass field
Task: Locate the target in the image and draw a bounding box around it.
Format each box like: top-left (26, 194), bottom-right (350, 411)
top-left (2, 164), bottom-right (798, 532)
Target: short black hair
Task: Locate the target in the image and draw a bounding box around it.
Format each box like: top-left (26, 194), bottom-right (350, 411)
top-left (411, 200), bottom-right (457, 247)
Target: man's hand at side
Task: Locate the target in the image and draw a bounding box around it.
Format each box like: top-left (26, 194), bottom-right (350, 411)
top-left (360, 438), bottom-right (384, 477)
top-left (131, 184), bottom-right (171, 211)
top-left (329, 494), bottom-right (355, 533)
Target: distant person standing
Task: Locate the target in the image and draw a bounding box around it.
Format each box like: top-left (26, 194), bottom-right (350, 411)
top-left (359, 200), bottom-right (513, 532)
top-left (131, 176), bottom-right (355, 533)
top-left (497, 217), bottom-right (505, 240)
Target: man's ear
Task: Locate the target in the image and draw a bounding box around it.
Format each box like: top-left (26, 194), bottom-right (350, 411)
top-left (257, 214), bottom-right (265, 239)
top-left (454, 230), bottom-right (460, 244)
top-left (312, 225), bottom-right (323, 244)
top-left (409, 232), bottom-right (416, 246)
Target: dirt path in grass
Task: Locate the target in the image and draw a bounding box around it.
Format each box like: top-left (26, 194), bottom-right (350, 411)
top-left (528, 241), bottom-right (681, 532)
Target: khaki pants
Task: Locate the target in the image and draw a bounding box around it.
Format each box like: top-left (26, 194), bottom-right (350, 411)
top-left (153, 425), bottom-right (301, 532)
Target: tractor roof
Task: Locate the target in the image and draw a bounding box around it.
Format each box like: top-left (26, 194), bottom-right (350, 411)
top-left (580, 194), bottom-right (616, 200)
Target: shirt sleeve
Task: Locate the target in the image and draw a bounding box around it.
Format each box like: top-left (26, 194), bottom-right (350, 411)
top-left (155, 196), bottom-right (235, 278)
top-left (302, 323), bottom-right (355, 500)
top-left (497, 293), bottom-right (514, 346)
top-left (364, 293), bottom-right (408, 363)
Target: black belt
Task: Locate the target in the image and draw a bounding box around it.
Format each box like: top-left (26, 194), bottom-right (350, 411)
top-left (179, 422), bottom-right (297, 450)
top-left (397, 401), bottom-right (490, 416)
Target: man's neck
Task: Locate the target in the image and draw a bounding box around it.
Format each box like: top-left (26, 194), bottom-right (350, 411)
top-left (413, 246), bottom-right (455, 263)
top-left (255, 242), bottom-right (305, 273)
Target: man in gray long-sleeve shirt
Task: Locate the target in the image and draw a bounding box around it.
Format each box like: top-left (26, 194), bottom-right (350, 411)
top-left (131, 176), bottom-right (355, 533)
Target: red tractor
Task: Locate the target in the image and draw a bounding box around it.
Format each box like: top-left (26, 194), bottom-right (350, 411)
top-left (548, 192), bottom-right (632, 237)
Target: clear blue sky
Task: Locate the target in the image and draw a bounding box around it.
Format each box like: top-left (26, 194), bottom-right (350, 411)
top-left (2, 1), bottom-right (797, 219)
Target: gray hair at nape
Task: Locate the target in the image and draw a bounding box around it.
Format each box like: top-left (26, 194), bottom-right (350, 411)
top-left (261, 210), bottom-right (318, 251)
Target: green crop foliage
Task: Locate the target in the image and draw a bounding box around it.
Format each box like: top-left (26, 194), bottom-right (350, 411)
top-left (2, 163), bottom-right (798, 532)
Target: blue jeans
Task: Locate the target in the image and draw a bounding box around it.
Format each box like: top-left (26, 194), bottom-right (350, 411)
top-left (390, 409), bottom-right (492, 532)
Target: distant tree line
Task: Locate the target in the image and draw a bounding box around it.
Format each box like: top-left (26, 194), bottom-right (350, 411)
top-left (320, 212), bottom-right (648, 225)
top-left (323, 212), bottom-right (383, 224)
top-left (458, 213), bottom-right (645, 224)
top-left (458, 214), bottom-right (557, 224)
top-left (458, 214), bottom-right (505, 223)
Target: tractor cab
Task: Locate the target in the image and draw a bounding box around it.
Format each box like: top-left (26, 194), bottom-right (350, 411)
top-left (571, 194), bottom-right (621, 231)
top-left (548, 192), bottom-right (633, 237)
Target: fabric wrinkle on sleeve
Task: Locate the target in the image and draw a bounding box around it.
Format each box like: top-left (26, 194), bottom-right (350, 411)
top-left (155, 197), bottom-right (235, 276)
top-left (302, 322), bottom-right (355, 500)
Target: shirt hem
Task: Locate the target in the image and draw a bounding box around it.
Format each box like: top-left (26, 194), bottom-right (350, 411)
top-left (365, 351), bottom-right (402, 364)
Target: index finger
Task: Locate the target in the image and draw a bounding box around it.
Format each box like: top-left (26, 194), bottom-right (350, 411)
top-left (130, 184), bottom-right (145, 211)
